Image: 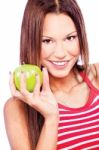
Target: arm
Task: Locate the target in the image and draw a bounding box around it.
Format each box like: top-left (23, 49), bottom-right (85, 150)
top-left (4, 97), bottom-right (32, 150)
top-left (6, 68), bottom-right (59, 149)
top-left (36, 116), bottom-right (59, 150)
top-left (4, 98), bottom-right (59, 150)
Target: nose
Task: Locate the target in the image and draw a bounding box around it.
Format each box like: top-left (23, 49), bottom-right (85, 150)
top-left (54, 42), bottom-right (66, 59)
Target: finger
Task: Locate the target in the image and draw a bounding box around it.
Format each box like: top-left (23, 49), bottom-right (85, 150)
top-left (19, 72), bottom-right (35, 106)
top-left (20, 72), bottom-right (29, 95)
top-left (9, 72), bottom-right (25, 100)
top-left (9, 72), bottom-right (17, 95)
top-left (33, 74), bottom-right (41, 96)
top-left (42, 67), bottom-right (51, 91)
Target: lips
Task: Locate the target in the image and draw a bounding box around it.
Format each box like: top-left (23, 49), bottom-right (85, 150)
top-left (49, 60), bottom-right (70, 69)
top-left (51, 61), bottom-right (68, 66)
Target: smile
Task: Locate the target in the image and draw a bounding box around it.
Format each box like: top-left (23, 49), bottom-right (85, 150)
top-left (49, 60), bottom-right (70, 69)
top-left (52, 61), bottom-right (68, 66)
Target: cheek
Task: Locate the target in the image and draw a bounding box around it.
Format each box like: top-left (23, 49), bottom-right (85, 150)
top-left (41, 47), bottom-right (53, 59)
top-left (67, 42), bottom-right (80, 57)
top-left (40, 50), bottom-right (47, 60)
top-left (40, 49), bottom-right (50, 65)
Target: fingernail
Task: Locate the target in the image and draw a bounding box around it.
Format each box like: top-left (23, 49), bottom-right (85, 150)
top-left (22, 61), bottom-right (25, 64)
top-left (21, 71), bottom-right (24, 74)
top-left (43, 67), bottom-right (46, 70)
top-left (9, 71), bottom-right (11, 75)
top-left (35, 73), bottom-right (39, 77)
top-left (43, 67), bottom-right (47, 72)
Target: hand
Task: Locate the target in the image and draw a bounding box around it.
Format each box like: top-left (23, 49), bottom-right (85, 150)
top-left (9, 68), bottom-right (59, 120)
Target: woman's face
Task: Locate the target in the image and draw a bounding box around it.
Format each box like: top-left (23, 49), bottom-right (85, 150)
top-left (41, 13), bottom-right (80, 78)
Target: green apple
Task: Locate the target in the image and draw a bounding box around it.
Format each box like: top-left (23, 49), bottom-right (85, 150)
top-left (13, 64), bottom-right (43, 92)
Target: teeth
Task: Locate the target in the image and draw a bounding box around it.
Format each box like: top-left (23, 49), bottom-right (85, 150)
top-left (52, 61), bottom-right (66, 66)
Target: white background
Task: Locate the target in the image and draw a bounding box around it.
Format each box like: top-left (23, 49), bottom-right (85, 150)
top-left (0, 0), bottom-right (99, 149)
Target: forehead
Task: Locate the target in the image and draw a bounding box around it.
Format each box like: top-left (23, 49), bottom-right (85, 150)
top-left (42, 13), bottom-right (76, 36)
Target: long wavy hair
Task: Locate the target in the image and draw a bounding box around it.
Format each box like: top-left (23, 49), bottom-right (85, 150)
top-left (20, 0), bottom-right (89, 148)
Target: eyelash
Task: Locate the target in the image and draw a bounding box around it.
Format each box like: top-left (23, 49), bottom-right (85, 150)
top-left (42, 39), bottom-right (52, 44)
top-left (66, 35), bottom-right (77, 41)
top-left (42, 35), bottom-right (77, 43)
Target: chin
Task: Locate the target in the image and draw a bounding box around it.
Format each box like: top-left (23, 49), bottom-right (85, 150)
top-left (49, 70), bottom-right (70, 78)
top-left (44, 61), bottom-right (76, 78)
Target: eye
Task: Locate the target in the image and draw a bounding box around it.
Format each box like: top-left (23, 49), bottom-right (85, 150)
top-left (66, 35), bottom-right (77, 41)
top-left (42, 39), bottom-right (52, 44)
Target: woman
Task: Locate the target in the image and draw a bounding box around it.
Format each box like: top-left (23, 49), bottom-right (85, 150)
top-left (4, 0), bottom-right (99, 149)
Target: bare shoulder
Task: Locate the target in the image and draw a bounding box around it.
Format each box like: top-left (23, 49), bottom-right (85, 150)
top-left (3, 97), bottom-right (32, 149)
top-left (87, 62), bottom-right (99, 88)
top-left (4, 97), bottom-right (27, 118)
top-left (92, 63), bottom-right (99, 77)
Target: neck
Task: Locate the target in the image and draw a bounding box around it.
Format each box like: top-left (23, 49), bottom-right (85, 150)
top-left (49, 69), bottom-right (82, 93)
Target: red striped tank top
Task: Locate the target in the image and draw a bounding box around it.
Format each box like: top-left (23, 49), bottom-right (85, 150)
top-left (57, 72), bottom-right (99, 150)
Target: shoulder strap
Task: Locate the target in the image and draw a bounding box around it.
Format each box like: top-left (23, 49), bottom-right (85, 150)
top-left (80, 71), bottom-right (99, 93)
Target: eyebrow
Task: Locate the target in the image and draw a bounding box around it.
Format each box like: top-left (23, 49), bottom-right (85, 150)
top-left (42, 31), bottom-right (77, 39)
top-left (66, 31), bottom-right (77, 37)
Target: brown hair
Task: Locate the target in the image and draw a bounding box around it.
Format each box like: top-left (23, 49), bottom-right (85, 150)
top-left (20, 0), bottom-right (89, 148)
